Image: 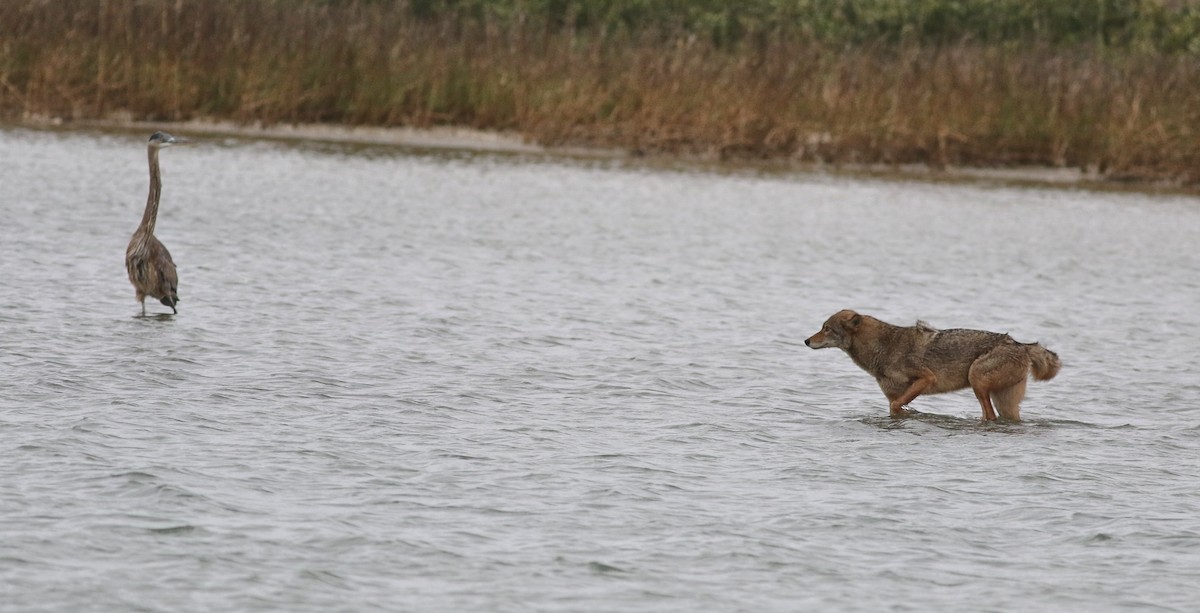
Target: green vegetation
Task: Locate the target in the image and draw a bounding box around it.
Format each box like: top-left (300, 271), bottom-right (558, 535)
top-left (4, 0), bottom-right (1200, 182)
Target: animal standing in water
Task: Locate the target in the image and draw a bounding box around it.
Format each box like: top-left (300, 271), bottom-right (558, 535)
top-left (126, 131), bottom-right (189, 315)
top-left (805, 310), bottom-right (1060, 421)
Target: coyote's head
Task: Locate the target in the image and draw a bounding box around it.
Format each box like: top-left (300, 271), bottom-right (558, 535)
top-left (805, 310), bottom-right (862, 350)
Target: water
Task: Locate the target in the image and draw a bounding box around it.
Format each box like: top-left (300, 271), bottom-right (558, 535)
top-left (2, 126), bottom-right (1199, 612)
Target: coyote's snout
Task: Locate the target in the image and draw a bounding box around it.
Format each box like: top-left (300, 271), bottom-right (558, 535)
top-left (806, 310), bottom-right (1060, 421)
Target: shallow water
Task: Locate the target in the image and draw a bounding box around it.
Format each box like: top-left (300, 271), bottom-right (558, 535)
top-left (2, 126), bottom-right (1199, 612)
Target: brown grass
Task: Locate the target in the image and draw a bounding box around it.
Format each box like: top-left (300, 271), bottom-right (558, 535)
top-left (3, 0), bottom-right (1200, 183)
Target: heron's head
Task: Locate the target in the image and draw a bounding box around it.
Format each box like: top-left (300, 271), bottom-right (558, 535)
top-left (148, 131), bottom-right (190, 149)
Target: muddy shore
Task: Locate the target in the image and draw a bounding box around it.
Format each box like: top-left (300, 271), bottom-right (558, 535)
top-left (16, 117), bottom-right (1166, 195)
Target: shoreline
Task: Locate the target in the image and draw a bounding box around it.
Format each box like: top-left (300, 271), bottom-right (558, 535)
top-left (8, 1), bottom-right (1200, 191)
top-left (13, 116), bottom-right (1192, 195)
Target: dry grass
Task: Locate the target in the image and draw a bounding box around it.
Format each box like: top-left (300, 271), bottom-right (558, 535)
top-left (3, 0), bottom-right (1199, 182)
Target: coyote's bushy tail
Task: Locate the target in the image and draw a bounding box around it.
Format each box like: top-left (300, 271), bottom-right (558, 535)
top-left (1025, 343), bottom-right (1061, 381)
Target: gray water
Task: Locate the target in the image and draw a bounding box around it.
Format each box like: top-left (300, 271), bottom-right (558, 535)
top-left (2, 126), bottom-right (1199, 612)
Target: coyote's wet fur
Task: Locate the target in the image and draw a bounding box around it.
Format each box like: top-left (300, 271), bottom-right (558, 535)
top-left (805, 310), bottom-right (1060, 421)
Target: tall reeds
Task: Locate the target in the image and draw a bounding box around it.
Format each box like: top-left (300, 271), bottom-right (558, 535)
top-left (3, 0), bottom-right (1200, 182)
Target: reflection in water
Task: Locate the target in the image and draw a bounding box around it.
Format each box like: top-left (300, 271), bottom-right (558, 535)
top-left (133, 313), bottom-right (177, 322)
top-left (2, 126), bottom-right (1199, 612)
top-left (857, 412), bottom-right (1087, 433)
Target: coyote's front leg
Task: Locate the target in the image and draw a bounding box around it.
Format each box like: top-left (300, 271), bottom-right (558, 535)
top-left (886, 369), bottom-right (936, 417)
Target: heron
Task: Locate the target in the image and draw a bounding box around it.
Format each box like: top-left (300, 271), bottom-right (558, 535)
top-left (126, 131), bottom-right (189, 315)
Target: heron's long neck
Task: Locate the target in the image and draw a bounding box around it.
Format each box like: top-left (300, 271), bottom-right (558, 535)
top-left (138, 146), bottom-right (162, 236)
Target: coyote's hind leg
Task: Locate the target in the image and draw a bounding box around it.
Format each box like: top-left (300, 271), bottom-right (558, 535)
top-left (991, 378), bottom-right (1028, 421)
top-left (968, 344), bottom-right (1030, 422)
top-left (972, 387), bottom-right (998, 421)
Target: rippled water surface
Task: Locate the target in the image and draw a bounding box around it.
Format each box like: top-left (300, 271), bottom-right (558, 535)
top-left (3, 126), bottom-right (1200, 612)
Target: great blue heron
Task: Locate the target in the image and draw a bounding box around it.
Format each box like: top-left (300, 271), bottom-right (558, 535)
top-left (126, 131), bottom-right (189, 315)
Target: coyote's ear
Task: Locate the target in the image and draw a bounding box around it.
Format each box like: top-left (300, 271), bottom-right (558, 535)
top-left (847, 313), bottom-right (863, 330)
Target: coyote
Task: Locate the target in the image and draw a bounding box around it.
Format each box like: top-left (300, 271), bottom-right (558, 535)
top-left (805, 310), bottom-right (1060, 421)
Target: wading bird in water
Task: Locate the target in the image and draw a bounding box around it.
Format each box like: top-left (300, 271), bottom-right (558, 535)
top-left (126, 131), bottom-right (189, 315)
